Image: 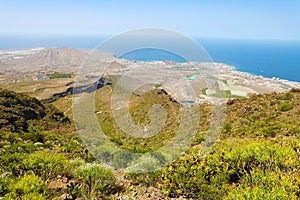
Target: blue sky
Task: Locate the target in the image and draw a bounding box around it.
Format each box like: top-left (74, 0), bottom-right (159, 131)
top-left (1, 0), bottom-right (300, 40)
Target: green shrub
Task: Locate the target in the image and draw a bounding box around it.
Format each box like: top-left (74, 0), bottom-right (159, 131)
top-left (218, 140), bottom-right (299, 181)
top-left (22, 151), bottom-right (69, 181)
top-left (112, 150), bottom-right (133, 169)
top-left (158, 150), bottom-right (230, 199)
top-left (279, 102), bottom-right (294, 112)
top-left (73, 163), bottom-right (118, 199)
top-left (158, 139), bottom-right (300, 199)
top-left (22, 126), bottom-right (45, 143)
top-left (110, 137), bottom-right (123, 146)
top-left (55, 137), bottom-right (95, 162)
top-left (5, 175), bottom-right (47, 200)
top-left (0, 139), bottom-right (36, 176)
top-left (223, 123), bottom-right (232, 133)
top-left (0, 175), bottom-right (11, 196)
top-left (280, 92), bottom-right (293, 100)
top-left (226, 170), bottom-right (300, 200)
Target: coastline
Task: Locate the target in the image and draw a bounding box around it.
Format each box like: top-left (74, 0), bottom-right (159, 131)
top-left (112, 59), bottom-right (300, 95)
top-left (0, 48), bottom-right (299, 103)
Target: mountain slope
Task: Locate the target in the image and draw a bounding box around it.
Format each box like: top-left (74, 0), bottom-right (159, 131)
top-left (0, 48), bottom-right (115, 69)
top-left (0, 88), bottom-right (70, 132)
top-left (1, 86), bottom-right (300, 199)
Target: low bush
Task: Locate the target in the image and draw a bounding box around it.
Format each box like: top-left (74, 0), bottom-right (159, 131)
top-left (225, 170), bottom-right (300, 200)
top-left (73, 163), bottom-right (118, 199)
top-left (158, 139), bottom-right (300, 199)
top-left (5, 175), bottom-right (47, 200)
top-left (22, 151), bottom-right (69, 181)
top-left (279, 102), bottom-right (294, 111)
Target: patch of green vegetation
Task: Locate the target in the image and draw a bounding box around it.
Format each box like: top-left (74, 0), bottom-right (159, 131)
top-left (154, 83), bottom-right (162, 88)
top-left (210, 89), bottom-right (231, 98)
top-left (225, 169), bottom-right (299, 199)
top-left (0, 125), bottom-right (99, 198)
top-left (208, 82), bottom-right (244, 98)
top-left (229, 94), bottom-right (245, 98)
top-left (0, 88), bottom-right (70, 132)
top-left (158, 138), bottom-right (300, 199)
top-left (5, 174), bottom-right (48, 200)
top-left (154, 89), bottom-right (300, 198)
top-left (279, 102), bottom-right (294, 111)
top-left (209, 81), bottom-right (229, 98)
top-left (221, 90), bottom-right (300, 138)
top-left (222, 79), bottom-right (228, 85)
top-left (46, 73), bottom-right (72, 79)
top-left (0, 89), bottom-right (101, 199)
top-left (95, 79), bottom-right (182, 152)
top-left (73, 163), bottom-right (119, 199)
top-left (1, 85), bottom-right (300, 199)
top-left (201, 87), bottom-right (208, 95)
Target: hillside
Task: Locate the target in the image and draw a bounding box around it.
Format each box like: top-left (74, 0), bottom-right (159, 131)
top-left (0, 88), bottom-right (71, 132)
top-left (0, 89), bottom-right (95, 199)
top-left (0, 48), bottom-right (115, 70)
top-left (0, 87), bottom-right (300, 199)
top-left (223, 88), bottom-right (300, 138)
top-left (158, 88), bottom-right (300, 199)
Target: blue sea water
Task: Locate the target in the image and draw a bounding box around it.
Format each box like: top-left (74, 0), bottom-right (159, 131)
top-left (120, 38), bottom-right (300, 82)
top-left (119, 48), bottom-right (188, 63)
top-left (199, 38), bottom-right (300, 82)
top-left (0, 36), bottom-right (299, 82)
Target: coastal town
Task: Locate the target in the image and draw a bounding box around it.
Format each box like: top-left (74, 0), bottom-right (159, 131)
top-left (0, 48), bottom-right (299, 105)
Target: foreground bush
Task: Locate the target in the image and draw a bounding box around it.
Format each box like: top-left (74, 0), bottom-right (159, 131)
top-left (158, 139), bottom-right (300, 199)
top-left (225, 169), bottom-right (300, 200)
top-left (73, 163), bottom-right (118, 199)
top-left (22, 151), bottom-right (69, 181)
top-left (5, 175), bottom-right (47, 200)
top-left (0, 175), bottom-right (10, 197)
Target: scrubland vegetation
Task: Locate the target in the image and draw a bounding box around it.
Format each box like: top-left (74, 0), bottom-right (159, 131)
top-left (0, 87), bottom-right (300, 199)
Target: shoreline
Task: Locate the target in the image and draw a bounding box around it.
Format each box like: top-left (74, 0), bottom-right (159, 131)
top-left (0, 48), bottom-right (299, 103)
top-left (112, 59), bottom-right (300, 94)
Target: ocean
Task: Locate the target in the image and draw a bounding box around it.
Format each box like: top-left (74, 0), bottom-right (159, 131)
top-left (199, 38), bottom-right (300, 82)
top-left (0, 36), bottom-right (299, 82)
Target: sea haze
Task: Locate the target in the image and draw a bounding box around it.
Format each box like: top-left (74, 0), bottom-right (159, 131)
top-left (0, 35), bottom-right (299, 82)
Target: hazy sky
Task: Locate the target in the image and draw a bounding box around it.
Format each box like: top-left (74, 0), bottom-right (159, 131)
top-left (1, 0), bottom-right (300, 40)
